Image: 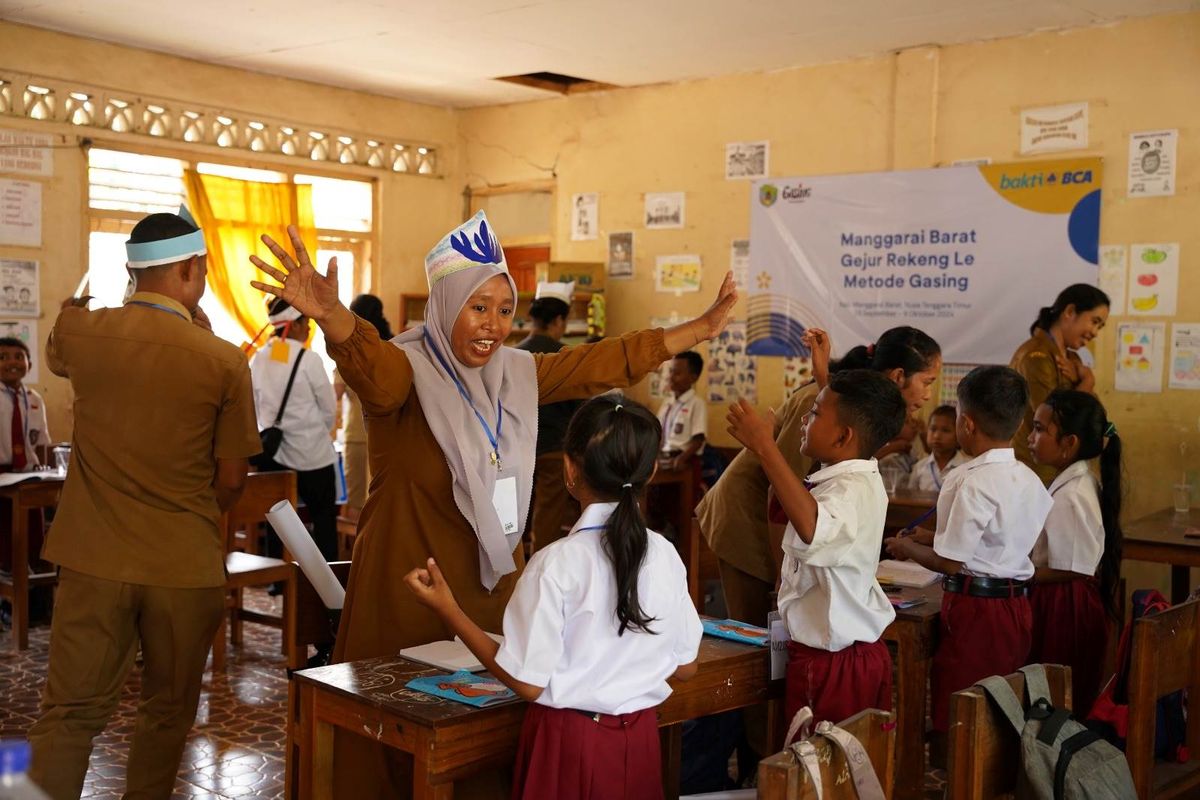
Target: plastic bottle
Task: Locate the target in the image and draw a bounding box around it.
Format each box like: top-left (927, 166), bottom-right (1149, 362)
top-left (0, 740), bottom-right (51, 800)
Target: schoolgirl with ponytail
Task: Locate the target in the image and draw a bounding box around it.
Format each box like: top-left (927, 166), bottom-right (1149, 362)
top-left (1025, 389), bottom-right (1122, 719)
top-left (405, 394), bottom-right (702, 800)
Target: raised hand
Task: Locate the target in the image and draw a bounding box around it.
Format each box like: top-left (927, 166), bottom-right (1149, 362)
top-left (403, 558), bottom-right (460, 617)
top-left (801, 327), bottom-right (831, 388)
top-left (726, 398), bottom-right (777, 456)
top-left (698, 271), bottom-right (738, 340)
top-left (249, 225), bottom-right (342, 323)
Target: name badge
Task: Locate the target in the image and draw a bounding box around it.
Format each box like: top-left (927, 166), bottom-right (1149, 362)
top-left (492, 475), bottom-right (519, 536)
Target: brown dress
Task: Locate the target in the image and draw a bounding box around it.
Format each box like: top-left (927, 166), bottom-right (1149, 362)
top-left (1009, 328), bottom-right (1084, 485)
top-left (326, 316), bottom-right (670, 797)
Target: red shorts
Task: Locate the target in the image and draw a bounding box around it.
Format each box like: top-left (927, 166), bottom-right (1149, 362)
top-left (1029, 578), bottom-right (1108, 718)
top-left (785, 639), bottom-right (893, 726)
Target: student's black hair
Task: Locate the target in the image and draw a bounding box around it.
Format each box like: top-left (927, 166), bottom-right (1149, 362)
top-left (0, 336), bottom-right (30, 360)
top-left (826, 370), bottom-right (907, 457)
top-left (128, 212), bottom-right (198, 244)
top-left (563, 394), bottom-right (661, 636)
top-left (955, 365), bottom-right (1028, 440)
top-left (829, 326), bottom-right (941, 378)
top-left (349, 294), bottom-right (393, 340)
top-left (673, 350), bottom-right (704, 378)
top-left (1030, 284), bottom-right (1110, 337)
top-left (929, 404), bottom-right (957, 424)
top-left (527, 297), bottom-right (570, 328)
top-left (1042, 390), bottom-right (1123, 620)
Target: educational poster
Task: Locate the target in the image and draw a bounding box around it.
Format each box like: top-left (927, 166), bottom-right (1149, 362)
top-left (655, 254), bottom-right (702, 293)
top-left (644, 192), bottom-right (685, 229)
top-left (607, 231), bottom-right (633, 278)
top-left (725, 141), bottom-right (769, 180)
top-left (0, 129), bottom-right (53, 176)
top-left (0, 260), bottom-right (38, 317)
top-left (648, 315), bottom-right (679, 400)
top-left (1019, 102), bottom-right (1088, 154)
top-left (1128, 130), bottom-right (1177, 198)
top-left (1115, 322), bottom-right (1165, 393)
top-left (1128, 243), bottom-right (1179, 316)
top-left (938, 364), bottom-right (978, 407)
top-left (1097, 245), bottom-right (1127, 315)
top-left (1169, 323), bottom-right (1200, 390)
top-left (0, 180), bottom-right (42, 247)
top-left (731, 239), bottom-right (750, 288)
top-left (782, 356), bottom-right (813, 398)
top-left (707, 322), bottom-right (757, 405)
top-left (748, 158), bottom-right (1102, 364)
top-left (570, 193), bottom-right (598, 241)
top-left (0, 319), bottom-right (38, 383)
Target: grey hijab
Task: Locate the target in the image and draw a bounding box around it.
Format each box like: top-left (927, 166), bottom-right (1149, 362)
top-left (392, 266), bottom-right (538, 590)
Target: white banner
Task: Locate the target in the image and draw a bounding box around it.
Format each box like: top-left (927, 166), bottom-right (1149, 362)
top-left (748, 159), bottom-right (1102, 365)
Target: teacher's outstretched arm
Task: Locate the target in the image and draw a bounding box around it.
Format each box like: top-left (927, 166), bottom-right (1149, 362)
top-left (250, 225), bottom-right (356, 344)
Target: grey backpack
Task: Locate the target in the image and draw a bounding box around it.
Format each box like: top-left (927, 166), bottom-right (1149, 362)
top-left (977, 665), bottom-right (1136, 800)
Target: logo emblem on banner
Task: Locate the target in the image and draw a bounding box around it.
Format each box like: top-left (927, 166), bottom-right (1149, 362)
top-left (759, 184), bottom-right (778, 207)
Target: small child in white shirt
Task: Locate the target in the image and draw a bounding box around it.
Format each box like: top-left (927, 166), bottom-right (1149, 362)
top-left (907, 405), bottom-right (967, 493)
top-left (727, 369), bottom-right (908, 724)
top-left (657, 351), bottom-right (707, 471)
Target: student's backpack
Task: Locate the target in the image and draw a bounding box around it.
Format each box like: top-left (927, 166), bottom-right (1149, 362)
top-left (977, 664), bottom-right (1136, 800)
top-left (1087, 588), bottom-right (1191, 761)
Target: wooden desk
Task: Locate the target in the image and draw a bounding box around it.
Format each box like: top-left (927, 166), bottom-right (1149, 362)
top-left (886, 488), bottom-right (939, 532)
top-left (289, 635), bottom-right (781, 800)
top-left (650, 463), bottom-right (700, 608)
top-left (881, 584), bottom-right (942, 800)
top-left (1122, 507), bottom-right (1200, 604)
top-left (0, 475), bottom-right (65, 651)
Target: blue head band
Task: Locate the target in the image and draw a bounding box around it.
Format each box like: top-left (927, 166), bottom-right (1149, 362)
top-left (125, 205), bottom-right (207, 269)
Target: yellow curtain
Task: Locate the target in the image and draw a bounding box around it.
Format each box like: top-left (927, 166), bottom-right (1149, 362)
top-left (184, 170), bottom-right (317, 347)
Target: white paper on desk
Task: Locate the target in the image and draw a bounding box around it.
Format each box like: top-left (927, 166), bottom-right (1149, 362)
top-left (877, 559), bottom-right (940, 588)
top-left (401, 632), bottom-right (504, 673)
top-left (0, 472), bottom-right (46, 488)
top-left (265, 500), bottom-right (345, 610)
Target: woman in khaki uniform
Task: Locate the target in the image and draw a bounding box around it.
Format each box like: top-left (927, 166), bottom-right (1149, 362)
top-left (252, 212), bottom-right (736, 798)
top-left (1009, 284), bottom-right (1110, 484)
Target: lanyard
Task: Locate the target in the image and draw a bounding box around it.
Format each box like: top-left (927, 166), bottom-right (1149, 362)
top-left (929, 459), bottom-right (943, 491)
top-left (423, 331), bottom-right (504, 469)
top-left (663, 396), bottom-right (687, 443)
top-left (127, 300), bottom-right (189, 322)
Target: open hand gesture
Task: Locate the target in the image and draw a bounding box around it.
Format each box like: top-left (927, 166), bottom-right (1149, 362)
top-left (697, 271), bottom-right (739, 341)
top-left (250, 225), bottom-right (341, 323)
top-left (726, 398), bottom-right (777, 456)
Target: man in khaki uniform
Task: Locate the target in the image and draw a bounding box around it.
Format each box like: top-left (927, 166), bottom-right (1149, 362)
top-left (28, 209), bottom-right (261, 800)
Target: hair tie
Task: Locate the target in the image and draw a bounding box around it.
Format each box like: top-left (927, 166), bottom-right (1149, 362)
top-left (622, 482), bottom-right (633, 489)
top-left (1104, 421), bottom-right (1117, 438)
top-left (866, 343), bottom-right (876, 357)
top-left (614, 404), bottom-right (624, 412)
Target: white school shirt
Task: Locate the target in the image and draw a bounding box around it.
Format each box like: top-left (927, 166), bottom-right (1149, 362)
top-left (1029, 460), bottom-right (1104, 576)
top-left (778, 459), bottom-right (895, 652)
top-left (494, 501), bottom-right (703, 715)
top-left (249, 338), bottom-right (336, 471)
top-left (907, 451), bottom-right (969, 493)
top-left (0, 385), bottom-right (49, 468)
top-left (657, 389), bottom-right (707, 454)
top-left (933, 448), bottom-right (1053, 580)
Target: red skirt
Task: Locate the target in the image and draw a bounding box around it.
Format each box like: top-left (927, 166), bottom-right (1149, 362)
top-left (512, 703), bottom-right (663, 800)
top-left (785, 640), bottom-right (893, 726)
top-left (931, 592), bottom-right (1032, 732)
top-left (1029, 578), bottom-right (1108, 718)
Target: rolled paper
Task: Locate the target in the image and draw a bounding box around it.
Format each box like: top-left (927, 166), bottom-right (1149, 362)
top-left (265, 499), bottom-right (345, 610)
top-left (73, 272), bottom-right (90, 299)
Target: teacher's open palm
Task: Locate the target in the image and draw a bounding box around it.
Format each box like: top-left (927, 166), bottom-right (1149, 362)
top-left (250, 225), bottom-right (340, 321)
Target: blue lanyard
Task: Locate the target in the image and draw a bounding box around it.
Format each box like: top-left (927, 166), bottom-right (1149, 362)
top-left (127, 300), bottom-right (189, 322)
top-left (423, 331), bottom-right (504, 469)
top-left (929, 459), bottom-right (943, 490)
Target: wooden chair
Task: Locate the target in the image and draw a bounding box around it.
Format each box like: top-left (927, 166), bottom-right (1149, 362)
top-left (945, 664), bottom-right (1072, 799)
top-left (211, 470), bottom-right (301, 671)
top-left (1126, 598), bottom-right (1200, 799)
top-left (758, 708), bottom-right (896, 799)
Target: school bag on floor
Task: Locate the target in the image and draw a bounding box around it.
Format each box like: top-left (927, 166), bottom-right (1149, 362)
top-left (977, 664), bottom-right (1136, 800)
top-left (1087, 588), bottom-right (1190, 761)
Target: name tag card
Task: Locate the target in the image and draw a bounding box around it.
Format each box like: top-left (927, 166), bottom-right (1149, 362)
top-left (492, 475), bottom-right (519, 535)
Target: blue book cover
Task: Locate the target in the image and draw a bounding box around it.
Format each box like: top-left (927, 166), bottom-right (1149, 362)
top-left (405, 670), bottom-right (518, 708)
top-left (702, 618), bottom-right (769, 646)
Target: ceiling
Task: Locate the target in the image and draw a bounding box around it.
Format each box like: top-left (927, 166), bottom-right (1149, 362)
top-left (1, 0), bottom-right (1194, 108)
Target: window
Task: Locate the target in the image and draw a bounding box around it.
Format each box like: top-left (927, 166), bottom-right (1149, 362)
top-left (87, 147), bottom-right (375, 376)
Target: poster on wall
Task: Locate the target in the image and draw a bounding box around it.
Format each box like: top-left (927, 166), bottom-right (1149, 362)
top-left (730, 239), bottom-right (750, 288)
top-left (644, 192), bottom-right (685, 229)
top-left (0, 129), bottom-right (53, 176)
top-left (1115, 322), bottom-right (1165, 393)
top-left (725, 141), bottom-right (769, 180)
top-left (0, 259), bottom-right (38, 318)
top-left (747, 158), bottom-right (1102, 365)
top-left (1128, 243), bottom-right (1179, 316)
top-left (782, 356), bottom-right (813, 398)
top-left (0, 319), bottom-right (38, 383)
top-left (1168, 323), bottom-right (1200, 390)
top-left (707, 322), bottom-right (757, 404)
top-left (607, 231), bottom-right (634, 278)
top-left (1128, 130), bottom-right (1177, 198)
top-left (1019, 102), bottom-right (1088, 154)
top-left (1097, 245), bottom-right (1127, 315)
top-left (655, 254), bottom-right (702, 293)
top-left (0, 179), bottom-right (42, 247)
top-left (570, 192), bottom-right (598, 241)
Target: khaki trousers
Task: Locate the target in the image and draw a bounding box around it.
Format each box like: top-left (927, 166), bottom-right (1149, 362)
top-left (28, 568), bottom-right (224, 800)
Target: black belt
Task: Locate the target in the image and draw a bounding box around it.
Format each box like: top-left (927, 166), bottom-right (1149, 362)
top-left (942, 574), bottom-right (1030, 598)
top-left (567, 707), bottom-right (637, 727)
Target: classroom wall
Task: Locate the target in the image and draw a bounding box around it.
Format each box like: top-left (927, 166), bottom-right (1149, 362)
top-left (0, 21), bottom-right (462, 441)
top-left (456, 12), bottom-right (1200, 529)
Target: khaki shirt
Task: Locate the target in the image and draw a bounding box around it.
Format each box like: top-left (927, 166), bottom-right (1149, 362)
top-left (696, 381), bottom-right (819, 583)
top-left (44, 291), bottom-right (261, 588)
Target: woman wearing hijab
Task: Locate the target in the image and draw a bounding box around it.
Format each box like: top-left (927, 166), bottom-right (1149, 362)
top-left (252, 211), bottom-right (736, 797)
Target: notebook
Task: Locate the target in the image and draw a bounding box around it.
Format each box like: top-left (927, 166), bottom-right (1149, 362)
top-left (876, 559), bottom-right (941, 588)
top-left (399, 632), bottom-right (504, 673)
top-left (405, 670), bottom-right (517, 708)
top-left (702, 618), bottom-right (769, 647)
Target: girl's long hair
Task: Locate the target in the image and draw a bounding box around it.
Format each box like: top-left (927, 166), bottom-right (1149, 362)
top-left (829, 326), bottom-right (941, 377)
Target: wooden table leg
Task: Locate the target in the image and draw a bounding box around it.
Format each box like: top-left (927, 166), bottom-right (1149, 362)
top-left (893, 624), bottom-right (932, 800)
top-left (312, 714), bottom-right (334, 800)
top-left (12, 499), bottom-right (28, 650)
top-left (296, 684), bottom-right (317, 800)
top-left (412, 753), bottom-right (454, 800)
top-left (660, 723), bottom-right (682, 800)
